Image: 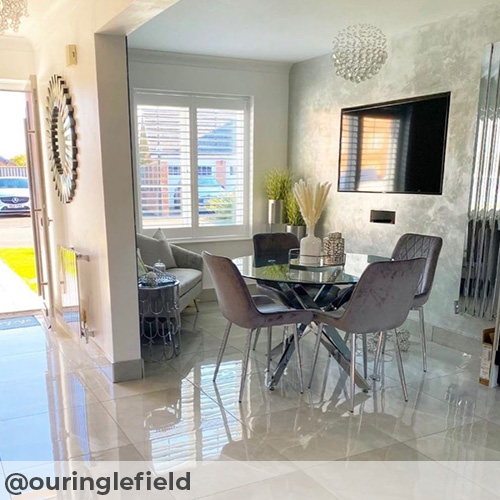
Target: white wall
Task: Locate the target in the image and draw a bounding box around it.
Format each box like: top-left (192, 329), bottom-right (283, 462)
top-left (32, 0), bottom-right (139, 369)
top-left (127, 49), bottom-right (291, 270)
top-left (288, 3), bottom-right (500, 341)
top-left (27, 0), bottom-right (172, 376)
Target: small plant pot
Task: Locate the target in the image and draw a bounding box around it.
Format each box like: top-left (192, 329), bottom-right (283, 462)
top-left (268, 199), bottom-right (284, 225)
top-left (286, 224), bottom-right (306, 240)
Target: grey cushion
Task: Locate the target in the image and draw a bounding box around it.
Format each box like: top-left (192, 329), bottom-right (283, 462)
top-left (167, 268), bottom-right (202, 297)
top-left (136, 233), bottom-right (177, 269)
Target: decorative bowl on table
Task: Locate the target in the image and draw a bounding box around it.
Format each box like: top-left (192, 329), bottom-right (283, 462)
top-left (138, 271), bottom-right (178, 288)
top-left (288, 249), bottom-right (346, 271)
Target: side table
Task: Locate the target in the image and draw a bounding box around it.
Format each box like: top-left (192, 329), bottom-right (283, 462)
top-left (138, 274), bottom-right (181, 360)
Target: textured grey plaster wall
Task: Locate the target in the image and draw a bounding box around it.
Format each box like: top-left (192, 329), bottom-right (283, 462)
top-left (288, 3), bottom-right (500, 339)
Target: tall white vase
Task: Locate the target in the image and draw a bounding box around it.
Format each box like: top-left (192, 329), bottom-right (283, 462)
top-left (300, 225), bottom-right (322, 264)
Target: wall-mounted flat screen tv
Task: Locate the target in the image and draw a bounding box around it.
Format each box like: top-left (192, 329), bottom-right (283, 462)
top-left (338, 92), bottom-right (450, 194)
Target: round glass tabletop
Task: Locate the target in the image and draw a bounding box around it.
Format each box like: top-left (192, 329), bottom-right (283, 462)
top-left (233, 253), bottom-right (388, 285)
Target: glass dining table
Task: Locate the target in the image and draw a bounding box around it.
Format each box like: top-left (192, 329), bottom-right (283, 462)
top-left (233, 252), bottom-right (389, 391)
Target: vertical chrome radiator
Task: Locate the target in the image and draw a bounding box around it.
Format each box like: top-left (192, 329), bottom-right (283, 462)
top-left (460, 42), bottom-right (500, 320)
top-left (58, 246), bottom-right (90, 337)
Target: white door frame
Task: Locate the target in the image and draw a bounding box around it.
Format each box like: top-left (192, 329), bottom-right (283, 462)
top-left (24, 76), bottom-right (55, 327)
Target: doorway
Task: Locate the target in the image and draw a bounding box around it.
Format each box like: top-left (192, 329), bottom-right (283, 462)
top-left (0, 85), bottom-right (52, 325)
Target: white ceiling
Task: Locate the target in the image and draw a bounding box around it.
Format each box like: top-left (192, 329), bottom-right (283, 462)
top-left (128, 0), bottom-right (500, 62)
top-left (0, 0), bottom-right (65, 48)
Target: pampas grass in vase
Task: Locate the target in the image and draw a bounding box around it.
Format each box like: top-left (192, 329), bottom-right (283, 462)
top-left (293, 179), bottom-right (332, 264)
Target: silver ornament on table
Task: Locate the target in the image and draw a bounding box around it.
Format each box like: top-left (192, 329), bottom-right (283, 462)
top-left (323, 232), bottom-right (345, 265)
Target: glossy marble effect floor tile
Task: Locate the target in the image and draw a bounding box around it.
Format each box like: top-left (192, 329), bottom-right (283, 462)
top-left (184, 470), bottom-right (337, 500)
top-left (333, 386), bottom-right (478, 442)
top-left (405, 420), bottom-right (500, 461)
top-left (342, 442), bottom-right (432, 461)
top-left (305, 461), bottom-right (500, 500)
top-left (244, 405), bottom-right (399, 461)
top-left (0, 325), bottom-right (52, 357)
top-left (78, 366), bottom-right (186, 402)
top-left (0, 402), bottom-right (131, 472)
top-left (101, 380), bottom-right (245, 446)
top-left (134, 433), bottom-right (294, 467)
top-left (0, 371), bottom-right (99, 421)
top-left (408, 371), bottom-right (500, 424)
top-left (0, 475), bottom-right (7, 500)
top-left (1, 310), bottom-right (499, 486)
top-left (71, 444), bottom-right (147, 462)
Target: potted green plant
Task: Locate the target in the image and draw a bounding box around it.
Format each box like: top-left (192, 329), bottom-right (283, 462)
top-left (285, 190), bottom-right (306, 240)
top-left (265, 168), bottom-right (291, 225)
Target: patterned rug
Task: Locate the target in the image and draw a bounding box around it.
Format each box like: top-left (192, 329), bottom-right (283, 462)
top-left (0, 316), bottom-right (40, 331)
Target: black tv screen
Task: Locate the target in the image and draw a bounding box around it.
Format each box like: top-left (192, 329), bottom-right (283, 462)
top-left (338, 93), bottom-right (450, 194)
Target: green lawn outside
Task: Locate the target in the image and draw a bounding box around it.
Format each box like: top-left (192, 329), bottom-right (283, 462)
top-left (0, 247), bottom-right (38, 293)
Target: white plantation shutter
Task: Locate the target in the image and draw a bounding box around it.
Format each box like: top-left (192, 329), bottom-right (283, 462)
top-left (134, 92), bottom-right (251, 239)
top-left (197, 107), bottom-right (246, 228)
top-left (136, 102), bottom-right (192, 232)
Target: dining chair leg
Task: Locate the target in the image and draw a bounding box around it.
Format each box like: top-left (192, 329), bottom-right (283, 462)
top-left (239, 328), bottom-right (254, 403)
top-left (252, 327), bottom-right (262, 351)
top-left (266, 326), bottom-right (272, 373)
top-left (293, 324), bottom-right (304, 394)
top-left (393, 329), bottom-right (409, 402)
top-left (417, 306), bottom-right (428, 372)
top-left (309, 323), bottom-right (323, 389)
top-left (373, 331), bottom-right (384, 380)
top-left (350, 333), bottom-right (357, 412)
top-left (282, 326), bottom-right (289, 355)
top-left (362, 334), bottom-right (368, 379)
top-left (193, 300), bottom-right (200, 313)
top-left (213, 321), bottom-right (232, 381)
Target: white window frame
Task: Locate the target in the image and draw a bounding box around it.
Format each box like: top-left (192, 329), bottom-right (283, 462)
top-left (132, 89), bottom-right (253, 241)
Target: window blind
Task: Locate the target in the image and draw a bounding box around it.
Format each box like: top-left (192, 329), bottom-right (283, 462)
top-left (137, 104), bottom-right (192, 230)
top-left (134, 92), bottom-right (251, 239)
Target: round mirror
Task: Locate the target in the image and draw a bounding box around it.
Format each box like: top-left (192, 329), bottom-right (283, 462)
top-left (46, 75), bottom-right (78, 203)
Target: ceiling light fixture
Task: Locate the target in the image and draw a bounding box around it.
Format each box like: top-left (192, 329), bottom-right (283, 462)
top-left (332, 24), bottom-right (388, 83)
top-left (0, 0), bottom-right (29, 36)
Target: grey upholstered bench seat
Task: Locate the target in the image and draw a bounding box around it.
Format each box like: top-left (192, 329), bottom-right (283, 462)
top-left (167, 268), bottom-right (202, 297)
top-left (136, 232), bottom-right (204, 312)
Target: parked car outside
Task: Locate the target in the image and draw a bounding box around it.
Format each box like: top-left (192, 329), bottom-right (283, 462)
top-left (0, 177), bottom-right (31, 216)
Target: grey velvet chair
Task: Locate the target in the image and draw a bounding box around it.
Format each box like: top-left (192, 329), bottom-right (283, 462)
top-left (311, 258), bottom-right (426, 412)
top-left (390, 233), bottom-right (443, 372)
top-left (253, 232), bottom-right (300, 266)
top-left (252, 232), bottom-right (302, 306)
top-left (203, 252), bottom-right (313, 402)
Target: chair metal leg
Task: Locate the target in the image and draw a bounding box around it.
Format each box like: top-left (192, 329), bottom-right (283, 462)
top-left (350, 333), bottom-right (357, 412)
top-left (417, 306), bottom-right (428, 372)
top-left (381, 331), bottom-right (388, 354)
top-left (239, 329), bottom-right (254, 403)
top-left (293, 324), bottom-right (304, 393)
top-left (213, 321), bottom-right (232, 381)
top-left (309, 323), bottom-right (323, 389)
top-left (252, 327), bottom-right (262, 351)
top-left (362, 334), bottom-right (368, 380)
top-left (372, 331), bottom-right (384, 380)
top-left (393, 329), bottom-right (409, 402)
top-left (266, 326), bottom-right (272, 373)
top-left (193, 300), bottom-right (200, 313)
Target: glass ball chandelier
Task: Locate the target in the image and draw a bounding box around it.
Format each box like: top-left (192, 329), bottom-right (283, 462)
top-left (332, 24), bottom-right (388, 83)
top-left (0, 0), bottom-right (29, 36)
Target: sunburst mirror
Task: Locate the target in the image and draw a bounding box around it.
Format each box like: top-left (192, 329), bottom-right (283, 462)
top-left (46, 75), bottom-right (78, 203)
